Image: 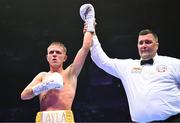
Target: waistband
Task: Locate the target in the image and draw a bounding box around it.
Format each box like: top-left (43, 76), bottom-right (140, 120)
top-left (35, 110), bottom-right (74, 123)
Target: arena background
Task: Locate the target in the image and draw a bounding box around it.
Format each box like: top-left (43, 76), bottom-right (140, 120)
top-left (0, 0), bottom-right (179, 122)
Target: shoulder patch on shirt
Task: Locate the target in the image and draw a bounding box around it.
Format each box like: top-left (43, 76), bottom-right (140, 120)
top-left (156, 65), bottom-right (167, 72)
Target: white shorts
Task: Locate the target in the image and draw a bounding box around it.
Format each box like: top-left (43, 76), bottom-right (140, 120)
top-left (35, 110), bottom-right (74, 123)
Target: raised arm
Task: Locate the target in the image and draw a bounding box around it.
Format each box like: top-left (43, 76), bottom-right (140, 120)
top-left (70, 32), bottom-right (93, 77)
top-left (69, 4), bottom-right (95, 77)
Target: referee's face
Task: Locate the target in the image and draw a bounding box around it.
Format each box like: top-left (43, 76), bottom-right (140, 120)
top-left (137, 33), bottom-right (159, 60)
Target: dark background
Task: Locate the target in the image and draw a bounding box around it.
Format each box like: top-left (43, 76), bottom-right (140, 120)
top-left (0, 0), bottom-right (180, 122)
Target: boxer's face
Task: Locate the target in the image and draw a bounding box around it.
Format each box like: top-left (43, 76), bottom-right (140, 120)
top-left (47, 45), bottom-right (67, 67)
top-left (138, 33), bottom-right (159, 60)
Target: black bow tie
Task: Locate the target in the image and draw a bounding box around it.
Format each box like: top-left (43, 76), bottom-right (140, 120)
top-left (140, 59), bottom-right (154, 65)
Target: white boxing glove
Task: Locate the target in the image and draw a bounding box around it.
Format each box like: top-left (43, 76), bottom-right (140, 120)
top-left (80, 3), bottom-right (95, 32)
top-left (32, 72), bottom-right (63, 96)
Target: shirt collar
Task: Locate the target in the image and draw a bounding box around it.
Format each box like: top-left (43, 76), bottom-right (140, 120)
top-left (140, 54), bottom-right (158, 65)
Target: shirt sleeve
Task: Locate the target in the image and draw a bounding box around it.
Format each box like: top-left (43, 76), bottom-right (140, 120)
top-left (90, 35), bottom-right (120, 78)
top-left (174, 58), bottom-right (180, 84)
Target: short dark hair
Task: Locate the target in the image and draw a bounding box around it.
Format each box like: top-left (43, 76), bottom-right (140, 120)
top-left (139, 29), bottom-right (158, 42)
top-left (48, 41), bottom-right (67, 53)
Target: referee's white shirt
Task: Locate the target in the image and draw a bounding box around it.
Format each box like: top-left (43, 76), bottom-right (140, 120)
top-left (90, 35), bottom-right (180, 122)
